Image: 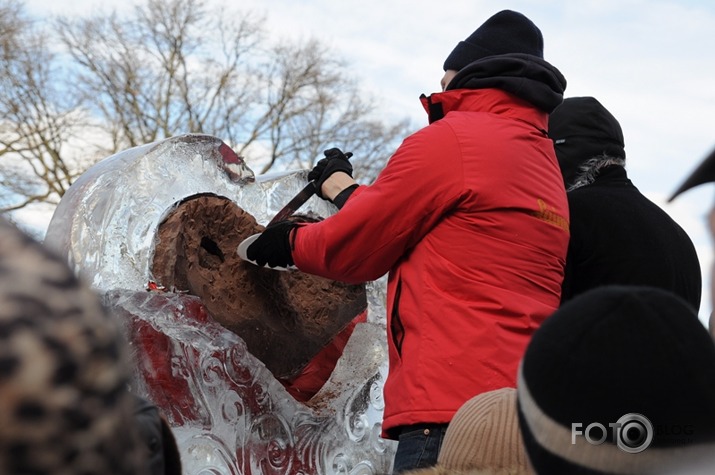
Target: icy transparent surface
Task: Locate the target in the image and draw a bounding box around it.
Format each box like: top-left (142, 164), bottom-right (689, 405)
top-left (44, 134), bottom-right (395, 474)
top-left (45, 134), bottom-right (337, 291)
top-left (110, 290), bottom-right (391, 475)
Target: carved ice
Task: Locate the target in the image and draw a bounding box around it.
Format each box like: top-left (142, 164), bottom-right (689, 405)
top-left (43, 134), bottom-right (396, 474)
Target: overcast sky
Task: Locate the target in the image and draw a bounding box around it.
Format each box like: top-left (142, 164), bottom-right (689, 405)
top-left (21, 0), bottom-right (715, 323)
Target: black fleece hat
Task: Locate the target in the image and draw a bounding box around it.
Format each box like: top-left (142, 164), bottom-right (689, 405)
top-left (517, 285), bottom-right (715, 474)
top-left (443, 10), bottom-right (544, 71)
top-left (669, 146), bottom-right (715, 201)
top-left (549, 96), bottom-right (626, 188)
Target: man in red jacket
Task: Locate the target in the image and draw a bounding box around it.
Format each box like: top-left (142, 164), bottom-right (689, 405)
top-left (248, 9), bottom-right (569, 473)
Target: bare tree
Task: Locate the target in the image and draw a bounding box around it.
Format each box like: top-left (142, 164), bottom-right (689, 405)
top-left (56, 0), bottom-right (411, 178)
top-left (1, 0), bottom-right (412, 217)
top-left (247, 38), bottom-right (412, 180)
top-left (0, 0), bottom-right (92, 213)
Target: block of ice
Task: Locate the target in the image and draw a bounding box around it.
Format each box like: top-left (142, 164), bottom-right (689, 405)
top-left (44, 134), bottom-right (396, 474)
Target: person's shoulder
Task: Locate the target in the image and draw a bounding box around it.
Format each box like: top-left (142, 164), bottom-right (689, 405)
top-left (403, 467), bottom-right (529, 475)
top-left (133, 395), bottom-right (183, 475)
top-left (400, 118), bottom-right (465, 153)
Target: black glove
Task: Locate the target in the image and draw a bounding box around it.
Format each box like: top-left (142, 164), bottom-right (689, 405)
top-left (246, 221), bottom-right (297, 268)
top-left (308, 148), bottom-right (354, 199)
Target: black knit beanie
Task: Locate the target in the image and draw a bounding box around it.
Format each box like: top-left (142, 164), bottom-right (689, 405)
top-left (548, 96), bottom-right (626, 187)
top-left (517, 285), bottom-right (715, 474)
top-left (443, 10), bottom-right (544, 72)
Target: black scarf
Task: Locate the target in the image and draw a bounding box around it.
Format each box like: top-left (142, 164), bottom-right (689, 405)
top-left (446, 53), bottom-right (566, 113)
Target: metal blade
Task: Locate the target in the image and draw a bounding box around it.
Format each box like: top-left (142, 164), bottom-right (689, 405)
top-left (266, 181), bottom-right (317, 226)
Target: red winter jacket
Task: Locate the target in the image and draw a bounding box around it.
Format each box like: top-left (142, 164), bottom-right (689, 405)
top-left (292, 87), bottom-right (569, 438)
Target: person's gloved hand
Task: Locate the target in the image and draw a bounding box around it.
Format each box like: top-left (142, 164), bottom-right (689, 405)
top-left (246, 221), bottom-right (297, 268)
top-left (308, 148), bottom-right (354, 199)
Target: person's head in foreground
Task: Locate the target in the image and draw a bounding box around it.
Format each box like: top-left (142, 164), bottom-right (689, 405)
top-left (548, 96), bottom-right (626, 190)
top-left (0, 217), bottom-right (149, 474)
top-left (517, 285), bottom-right (715, 474)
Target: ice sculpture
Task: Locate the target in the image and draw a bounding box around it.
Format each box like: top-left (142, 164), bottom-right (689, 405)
top-left (44, 134), bottom-right (396, 474)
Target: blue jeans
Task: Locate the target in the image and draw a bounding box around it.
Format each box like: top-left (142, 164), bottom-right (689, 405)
top-left (391, 423), bottom-right (449, 474)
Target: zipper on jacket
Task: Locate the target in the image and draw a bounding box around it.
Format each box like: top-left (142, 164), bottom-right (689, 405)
top-left (419, 93), bottom-right (444, 124)
top-left (391, 279), bottom-right (405, 357)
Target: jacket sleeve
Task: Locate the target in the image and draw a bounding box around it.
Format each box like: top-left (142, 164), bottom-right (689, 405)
top-left (293, 122), bottom-right (465, 283)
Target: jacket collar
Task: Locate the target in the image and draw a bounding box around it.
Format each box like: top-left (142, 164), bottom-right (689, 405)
top-left (420, 88), bottom-right (548, 133)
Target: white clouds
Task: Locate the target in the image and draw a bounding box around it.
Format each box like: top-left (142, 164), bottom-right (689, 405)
top-left (24, 0), bottom-right (133, 17)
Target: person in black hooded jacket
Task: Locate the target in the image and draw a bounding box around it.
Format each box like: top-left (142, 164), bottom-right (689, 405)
top-left (549, 96), bottom-right (702, 311)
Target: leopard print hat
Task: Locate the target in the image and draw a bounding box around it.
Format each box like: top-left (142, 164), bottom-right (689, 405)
top-left (0, 217), bottom-right (148, 475)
